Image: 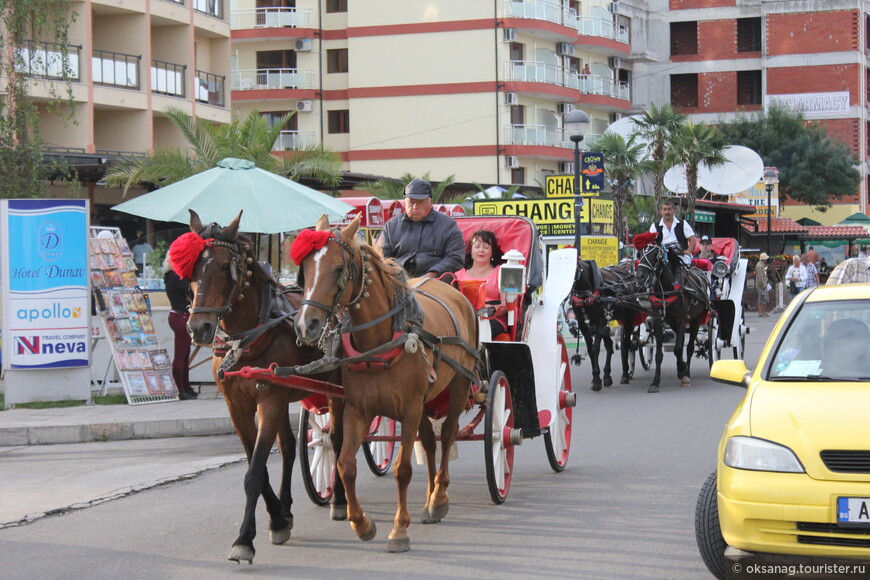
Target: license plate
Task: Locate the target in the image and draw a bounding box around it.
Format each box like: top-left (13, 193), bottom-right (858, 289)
top-left (837, 497), bottom-right (870, 526)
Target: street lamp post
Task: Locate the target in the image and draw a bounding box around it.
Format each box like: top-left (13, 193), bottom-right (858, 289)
top-left (565, 109), bottom-right (591, 252)
top-left (762, 169), bottom-right (778, 257)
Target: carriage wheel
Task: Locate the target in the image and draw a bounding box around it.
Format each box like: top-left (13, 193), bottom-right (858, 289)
top-left (544, 335), bottom-right (573, 473)
top-left (733, 312), bottom-right (746, 360)
top-left (707, 313), bottom-right (719, 370)
top-left (362, 416), bottom-right (397, 477)
top-left (298, 408), bottom-right (335, 506)
top-left (484, 370), bottom-right (515, 504)
top-left (639, 321), bottom-right (655, 370)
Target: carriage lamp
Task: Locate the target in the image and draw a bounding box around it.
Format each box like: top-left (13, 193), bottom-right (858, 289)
top-left (499, 249), bottom-right (527, 326)
top-left (711, 258), bottom-right (729, 279)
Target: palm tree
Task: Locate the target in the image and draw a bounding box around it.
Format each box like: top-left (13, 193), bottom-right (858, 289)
top-left (588, 132), bottom-right (654, 243)
top-left (103, 107), bottom-right (343, 195)
top-left (354, 172), bottom-right (456, 202)
top-left (632, 103), bottom-right (687, 211)
top-left (665, 122), bottom-right (727, 227)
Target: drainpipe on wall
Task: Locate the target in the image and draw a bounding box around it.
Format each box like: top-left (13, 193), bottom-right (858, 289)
top-left (318, 0), bottom-right (324, 146)
top-left (495, 0), bottom-right (502, 184)
top-left (860, 0), bottom-right (867, 215)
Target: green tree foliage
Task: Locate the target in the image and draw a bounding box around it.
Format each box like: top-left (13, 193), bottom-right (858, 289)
top-left (103, 108), bottom-right (343, 195)
top-left (631, 103), bottom-right (686, 211)
top-left (354, 172), bottom-right (456, 202)
top-left (588, 132), bottom-right (654, 239)
top-left (0, 0), bottom-right (78, 197)
top-left (665, 122), bottom-right (726, 227)
top-left (717, 104), bottom-right (860, 210)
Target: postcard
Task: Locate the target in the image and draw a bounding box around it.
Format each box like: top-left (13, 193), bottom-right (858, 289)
top-left (104, 270), bottom-right (123, 287)
top-left (115, 350), bottom-right (130, 370)
top-left (120, 271), bottom-right (138, 288)
top-left (149, 348), bottom-right (171, 368)
top-left (90, 270), bottom-right (107, 288)
top-left (158, 371), bottom-right (178, 395)
top-left (117, 237), bottom-right (132, 256)
top-left (125, 371), bottom-right (148, 396)
top-left (144, 371), bottom-right (163, 395)
top-left (89, 238), bottom-right (103, 254)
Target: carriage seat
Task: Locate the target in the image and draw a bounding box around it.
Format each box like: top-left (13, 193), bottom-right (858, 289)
top-left (691, 258), bottom-right (712, 272)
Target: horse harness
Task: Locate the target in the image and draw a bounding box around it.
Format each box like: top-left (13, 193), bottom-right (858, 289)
top-left (290, 235), bottom-right (481, 387)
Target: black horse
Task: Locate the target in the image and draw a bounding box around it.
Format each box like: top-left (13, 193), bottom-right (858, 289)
top-left (571, 260), bottom-right (640, 391)
top-left (635, 243), bottom-right (710, 393)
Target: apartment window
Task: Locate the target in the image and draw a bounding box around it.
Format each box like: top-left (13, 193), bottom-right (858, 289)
top-left (737, 18), bottom-right (762, 52)
top-left (257, 50), bottom-right (295, 70)
top-left (737, 70), bottom-right (762, 105)
top-left (327, 49), bottom-right (348, 73)
top-left (509, 42), bottom-right (524, 61)
top-left (328, 110), bottom-right (350, 134)
top-left (326, 0), bottom-right (347, 13)
top-left (670, 21), bottom-right (698, 56)
top-left (510, 105), bottom-right (525, 125)
top-left (671, 73), bottom-right (698, 108)
top-left (262, 111), bottom-right (297, 131)
top-left (511, 167), bottom-right (526, 186)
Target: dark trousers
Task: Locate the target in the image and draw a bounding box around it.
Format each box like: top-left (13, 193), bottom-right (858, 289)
top-left (168, 310), bottom-right (192, 393)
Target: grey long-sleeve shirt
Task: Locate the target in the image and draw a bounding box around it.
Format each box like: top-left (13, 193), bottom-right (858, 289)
top-left (380, 209), bottom-right (465, 277)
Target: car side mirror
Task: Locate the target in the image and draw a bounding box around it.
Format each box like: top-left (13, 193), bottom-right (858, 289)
top-left (710, 360), bottom-right (751, 389)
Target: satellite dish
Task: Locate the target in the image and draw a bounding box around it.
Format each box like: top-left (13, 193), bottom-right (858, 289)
top-left (603, 115), bottom-right (651, 156)
top-left (698, 145), bottom-right (764, 195)
top-left (663, 164), bottom-right (689, 194)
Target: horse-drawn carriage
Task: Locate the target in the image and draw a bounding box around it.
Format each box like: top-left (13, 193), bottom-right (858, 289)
top-left (180, 210), bottom-right (576, 560)
top-left (570, 235), bottom-right (748, 393)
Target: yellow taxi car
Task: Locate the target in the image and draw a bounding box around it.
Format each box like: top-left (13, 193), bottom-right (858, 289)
top-left (696, 284), bottom-right (870, 578)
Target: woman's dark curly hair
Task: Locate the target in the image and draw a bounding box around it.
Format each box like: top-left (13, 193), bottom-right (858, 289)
top-left (463, 229), bottom-right (503, 269)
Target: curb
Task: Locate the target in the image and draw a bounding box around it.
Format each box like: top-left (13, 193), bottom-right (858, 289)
top-left (0, 416), bottom-right (236, 446)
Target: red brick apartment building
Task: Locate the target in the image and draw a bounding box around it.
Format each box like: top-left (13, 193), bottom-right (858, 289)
top-left (623, 0), bottom-right (869, 222)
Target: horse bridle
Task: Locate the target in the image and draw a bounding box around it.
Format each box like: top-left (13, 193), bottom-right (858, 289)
top-left (635, 245), bottom-right (662, 292)
top-left (188, 231), bottom-right (253, 321)
top-left (299, 235), bottom-right (372, 347)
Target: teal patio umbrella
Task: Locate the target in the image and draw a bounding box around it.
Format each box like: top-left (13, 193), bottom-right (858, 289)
top-left (111, 158), bottom-right (354, 234)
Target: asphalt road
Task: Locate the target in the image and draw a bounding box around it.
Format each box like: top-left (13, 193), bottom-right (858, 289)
top-left (0, 318), bottom-right (778, 579)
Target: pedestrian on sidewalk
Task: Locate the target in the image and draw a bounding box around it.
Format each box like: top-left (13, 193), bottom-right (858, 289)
top-left (802, 254), bottom-right (819, 289)
top-left (164, 257), bottom-right (198, 400)
top-left (755, 253), bottom-right (770, 317)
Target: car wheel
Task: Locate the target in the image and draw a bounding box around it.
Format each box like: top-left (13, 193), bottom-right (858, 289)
top-left (695, 471), bottom-right (727, 580)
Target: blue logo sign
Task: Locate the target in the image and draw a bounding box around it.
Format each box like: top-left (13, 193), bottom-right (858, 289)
top-left (38, 220), bottom-right (62, 261)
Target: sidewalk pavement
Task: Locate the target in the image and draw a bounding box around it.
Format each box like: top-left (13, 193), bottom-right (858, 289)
top-left (0, 383), bottom-right (237, 447)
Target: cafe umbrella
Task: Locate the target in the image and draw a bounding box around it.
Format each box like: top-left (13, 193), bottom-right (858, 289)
top-left (111, 158), bottom-right (353, 234)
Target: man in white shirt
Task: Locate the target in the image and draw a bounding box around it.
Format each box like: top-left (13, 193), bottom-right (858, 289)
top-left (648, 198), bottom-right (698, 256)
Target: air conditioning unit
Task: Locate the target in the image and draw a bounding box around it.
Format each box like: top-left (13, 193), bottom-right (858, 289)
top-left (505, 155), bottom-right (519, 169)
top-left (558, 161), bottom-right (574, 174)
top-left (608, 56), bottom-right (621, 69)
top-left (503, 28), bottom-right (517, 42)
top-left (505, 92), bottom-right (519, 106)
top-left (557, 42), bottom-right (575, 57)
top-left (294, 38), bottom-right (312, 52)
top-left (296, 100), bottom-right (313, 112)
top-left (557, 103), bottom-right (575, 114)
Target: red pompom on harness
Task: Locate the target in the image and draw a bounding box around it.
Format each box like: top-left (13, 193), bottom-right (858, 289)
top-left (169, 232), bottom-right (213, 280)
top-left (633, 232), bottom-right (658, 251)
top-left (291, 230), bottom-right (334, 265)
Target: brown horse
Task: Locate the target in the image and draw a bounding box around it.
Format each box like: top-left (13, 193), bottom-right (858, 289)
top-left (635, 242), bottom-right (710, 393)
top-left (293, 214), bottom-right (479, 553)
top-left (180, 210), bottom-right (345, 564)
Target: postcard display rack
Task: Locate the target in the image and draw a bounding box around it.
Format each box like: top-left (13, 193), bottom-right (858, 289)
top-left (90, 227), bottom-right (179, 404)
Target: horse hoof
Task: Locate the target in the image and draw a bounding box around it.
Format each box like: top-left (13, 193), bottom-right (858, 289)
top-left (603, 376), bottom-right (613, 387)
top-left (269, 521), bottom-right (292, 545)
top-left (647, 384), bottom-right (659, 393)
top-left (353, 514), bottom-right (377, 541)
top-left (227, 544), bottom-right (255, 564)
top-left (422, 502), bottom-right (448, 524)
top-left (591, 383), bottom-right (602, 392)
top-left (680, 378), bottom-right (691, 387)
top-left (330, 502), bottom-right (348, 521)
top-left (620, 375), bottom-right (630, 385)
top-left (387, 536), bottom-right (411, 553)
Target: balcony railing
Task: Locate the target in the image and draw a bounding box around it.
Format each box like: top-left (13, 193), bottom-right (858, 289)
top-left (273, 130), bottom-right (318, 151)
top-left (232, 68), bottom-right (315, 90)
top-left (195, 70), bottom-right (225, 106)
top-left (16, 40), bottom-right (81, 80)
top-left (504, 124), bottom-right (567, 147)
top-left (151, 60), bottom-right (185, 97)
top-left (577, 74), bottom-right (631, 101)
top-left (578, 16), bottom-right (629, 44)
top-left (161, 0), bottom-right (184, 5)
top-left (93, 49), bottom-right (140, 89)
top-left (503, 0), bottom-right (578, 31)
top-left (230, 7), bottom-right (312, 29)
top-left (193, 0), bottom-right (223, 19)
